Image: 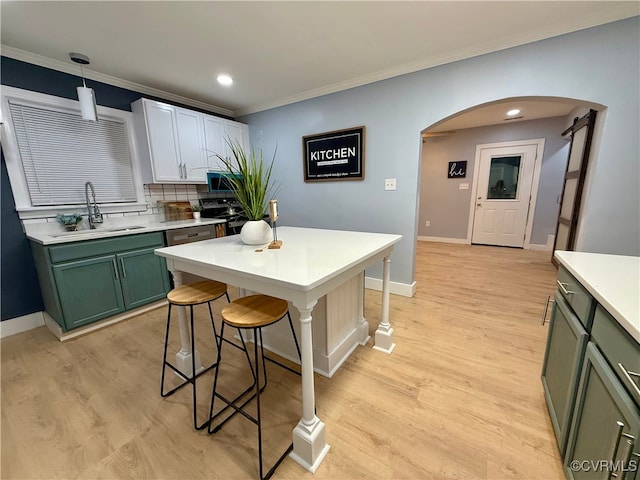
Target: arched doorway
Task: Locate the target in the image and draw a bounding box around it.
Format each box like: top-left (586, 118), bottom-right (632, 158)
top-left (417, 96), bottom-right (605, 251)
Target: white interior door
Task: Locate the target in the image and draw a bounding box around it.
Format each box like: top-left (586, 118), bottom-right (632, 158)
top-left (471, 143), bottom-right (538, 247)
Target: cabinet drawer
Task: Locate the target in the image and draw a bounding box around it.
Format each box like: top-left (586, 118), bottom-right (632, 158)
top-left (592, 305), bottom-right (640, 405)
top-left (557, 266), bottom-right (594, 329)
top-left (49, 232), bottom-right (165, 263)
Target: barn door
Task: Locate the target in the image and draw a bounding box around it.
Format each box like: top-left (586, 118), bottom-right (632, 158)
top-left (553, 110), bottom-right (597, 258)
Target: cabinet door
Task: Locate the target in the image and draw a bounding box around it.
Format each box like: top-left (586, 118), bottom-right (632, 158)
top-left (53, 255), bottom-right (124, 330)
top-left (225, 120), bottom-right (250, 155)
top-left (565, 343), bottom-right (640, 479)
top-left (175, 108), bottom-right (207, 183)
top-left (144, 101), bottom-right (181, 181)
top-left (117, 247), bottom-right (170, 310)
top-left (542, 294), bottom-right (589, 455)
top-left (203, 115), bottom-right (227, 171)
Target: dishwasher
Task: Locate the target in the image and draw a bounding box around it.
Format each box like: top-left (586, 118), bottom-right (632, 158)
top-left (164, 223), bottom-right (222, 285)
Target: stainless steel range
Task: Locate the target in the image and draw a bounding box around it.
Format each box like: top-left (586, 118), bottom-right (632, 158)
top-left (200, 198), bottom-right (248, 235)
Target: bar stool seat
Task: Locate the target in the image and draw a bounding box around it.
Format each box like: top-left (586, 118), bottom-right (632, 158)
top-left (208, 294), bottom-right (301, 480)
top-left (222, 295), bottom-right (289, 329)
top-left (161, 280), bottom-right (240, 430)
top-left (167, 280), bottom-right (228, 306)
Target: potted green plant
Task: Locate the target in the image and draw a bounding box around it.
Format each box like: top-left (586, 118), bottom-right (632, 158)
top-left (191, 204), bottom-right (202, 220)
top-left (214, 138), bottom-right (276, 245)
top-left (56, 213), bottom-right (83, 231)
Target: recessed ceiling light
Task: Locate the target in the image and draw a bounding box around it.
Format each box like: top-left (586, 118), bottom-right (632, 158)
top-left (217, 74), bottom-right (233, 86)
top-left (507, 108), bottom-right (521, 116)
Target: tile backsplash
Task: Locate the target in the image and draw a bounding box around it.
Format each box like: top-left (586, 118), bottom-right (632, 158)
top-left (22, 183), bottom-right (229, 225)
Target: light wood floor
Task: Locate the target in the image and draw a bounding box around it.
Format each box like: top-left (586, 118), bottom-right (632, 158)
top-left (1, 242), bottom-right (565, 479)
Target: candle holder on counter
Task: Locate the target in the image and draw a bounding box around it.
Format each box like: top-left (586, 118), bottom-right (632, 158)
top-left (268, 199), bottom-right (282, 249)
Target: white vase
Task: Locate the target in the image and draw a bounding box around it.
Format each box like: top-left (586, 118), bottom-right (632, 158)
top-left (240, 220), bottom-right (273, 245)
top-left (192, 211), bottom-right (201, 221)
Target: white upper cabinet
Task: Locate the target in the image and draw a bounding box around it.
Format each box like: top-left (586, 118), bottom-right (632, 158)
top-left (132, 98), bottom-right (249, 184)
top-left (175, 108), bottom-right (207, 182)
top-left (203, 115), bottom-right (227, 172)
top-left (203, 116), bottom-right (250, 172)
top-left (225, 120), bottom-right (250, 158)
top-left (134, 100), bottom-right (182, 182)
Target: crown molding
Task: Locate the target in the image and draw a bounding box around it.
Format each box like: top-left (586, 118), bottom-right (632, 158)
top-left (1, 45), bottom-right (234, 118)
top-left (235, 10), bottom-right (638, 116)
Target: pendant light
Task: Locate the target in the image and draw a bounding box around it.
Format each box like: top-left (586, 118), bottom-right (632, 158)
top-left (69, 52), bottom-right (98, 121)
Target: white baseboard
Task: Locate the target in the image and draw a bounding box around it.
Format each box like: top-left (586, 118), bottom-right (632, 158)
top-left (417, 236), bottom-right (468, 244)
top-left (528, 243), bottom-right (553, 251)
top-left (0, 311), bottom-right (45, 339)
top-left (365, 276), bottom-right (416, 297)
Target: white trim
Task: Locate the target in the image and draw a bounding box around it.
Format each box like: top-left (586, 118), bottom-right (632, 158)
top-left (1, 45), bottom-right (234, 118)
top-left (0, 311), bottom-right (45, 338)
top-left (467, 138), bottom-right (545, 248)
top-left (418, 236), bottom-right (468, 244)
top-left (528, 243), bottom-right (553, 251)
top-left (364, 276), bottom-right (415, 297)
top-left (1, 85), bottom-right (146, 219)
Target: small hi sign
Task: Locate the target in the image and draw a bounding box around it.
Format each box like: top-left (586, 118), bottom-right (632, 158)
top-left (448, 161), bottom-right (467, 178)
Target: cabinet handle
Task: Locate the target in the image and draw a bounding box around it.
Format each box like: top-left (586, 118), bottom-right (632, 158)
top-left (612, 438), bottom-right (635, 479)
top-left (182, 163), bottom-right (187, 179)
top-left (556, 280), bottom-right (575, 296)
top-left (618, 363), bottom-right (640, 399)
top-left (608, 421), bottom-right (626, 479)
top-left (120, 258), bottom-right (126, 278)
top-left (112, 258), bottom-right (119, 280)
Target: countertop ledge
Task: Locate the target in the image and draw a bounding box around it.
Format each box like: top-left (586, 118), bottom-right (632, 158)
top-left (555, 251), bottom-right (640, 343)
top-left (26, 218), bottom-right (226, 245)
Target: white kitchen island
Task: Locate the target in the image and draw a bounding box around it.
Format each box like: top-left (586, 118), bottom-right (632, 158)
top-left (155, 226), bottom-right (402, 473)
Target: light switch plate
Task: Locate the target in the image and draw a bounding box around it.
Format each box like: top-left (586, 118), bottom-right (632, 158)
top-left (459, 183), bottom-right (469, 190)
top-left (385, 178), bottom-right (396, 190)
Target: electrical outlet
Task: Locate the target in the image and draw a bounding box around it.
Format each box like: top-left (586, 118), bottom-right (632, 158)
top-left (425, 220), bottom-right (431, 227)
top-left (384, 178), bottom-right (396, 190)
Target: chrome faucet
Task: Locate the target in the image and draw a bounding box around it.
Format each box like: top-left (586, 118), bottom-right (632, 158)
top-left (85, 181), bottom-right (103, 229)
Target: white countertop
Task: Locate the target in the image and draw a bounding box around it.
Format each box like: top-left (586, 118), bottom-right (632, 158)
top-left (555, 251), bottom-right (640, 343)
top-left (155, 226), bottom-right (402, 292)
top-left (26, 217), bottom-right (225, 245)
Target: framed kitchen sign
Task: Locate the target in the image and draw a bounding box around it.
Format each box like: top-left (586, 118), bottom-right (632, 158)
top-left (303, 126), bottom-right (365, 182)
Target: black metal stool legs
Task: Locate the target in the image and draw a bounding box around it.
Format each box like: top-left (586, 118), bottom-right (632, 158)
top-left (254, 328), bottom-right (295, 480)
top-left (160, 302), bottom-right (219, 430)
top-left (208, 323), bottom-right (261, 434)
top-left (208, 312), bottom-right (302, 480)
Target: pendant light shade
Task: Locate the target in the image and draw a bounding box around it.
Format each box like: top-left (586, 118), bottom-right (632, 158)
top-left (69, 53), bottom-right (98, 121)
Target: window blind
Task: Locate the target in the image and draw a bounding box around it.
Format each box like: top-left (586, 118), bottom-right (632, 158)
top-left (9, 101), bottom-right (137, 206)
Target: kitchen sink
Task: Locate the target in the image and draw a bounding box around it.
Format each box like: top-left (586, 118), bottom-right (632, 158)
top-left (105, 226), bottom-right (146, 232)
top-left (50, 225), bottom-right (146, 238)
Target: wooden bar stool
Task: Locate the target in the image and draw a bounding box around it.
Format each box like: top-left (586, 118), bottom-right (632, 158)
top-left (161, 280), bottom-right (251, 430)
top-left (208, 294), bottom-right (301, 480)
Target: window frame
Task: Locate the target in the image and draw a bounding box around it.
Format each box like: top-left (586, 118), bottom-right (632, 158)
top-left (1, 86), bottom-right (147, 219)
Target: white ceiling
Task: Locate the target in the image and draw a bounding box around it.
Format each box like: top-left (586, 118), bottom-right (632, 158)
top-left (2, 1), bottom-right (638, 127)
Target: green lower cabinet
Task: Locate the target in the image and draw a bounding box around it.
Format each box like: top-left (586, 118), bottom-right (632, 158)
top-left (117, 247), bottom-right (170, 310)
top-left (32, 232), bottom-right (170, 332)
top-left (564, 343), bottom-right (640, 480)
top-left (542, 294), bottom-right (589, 456)
top-left (53, 255), bottom-right (125, 329)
